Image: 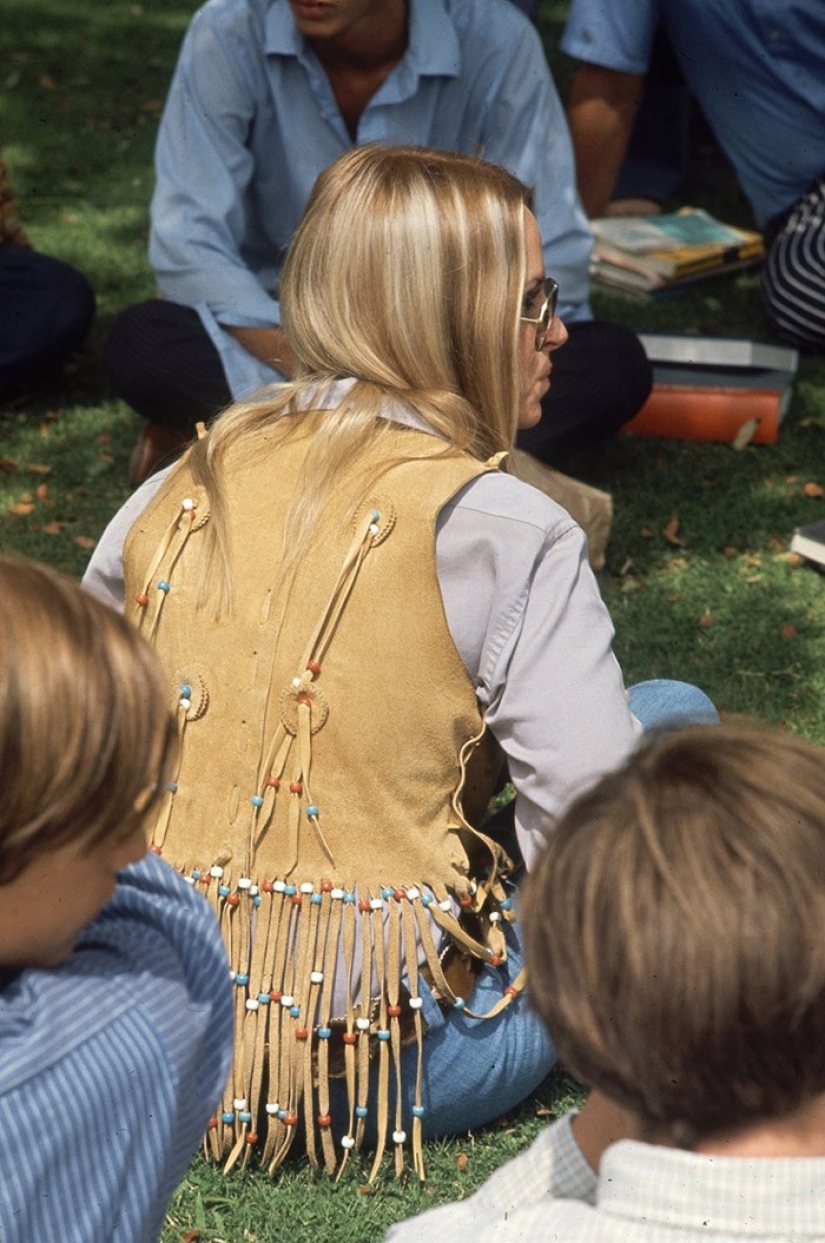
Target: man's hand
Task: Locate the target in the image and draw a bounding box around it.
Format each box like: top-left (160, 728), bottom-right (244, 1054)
top-left (226, 324), bottom-right (296, 377)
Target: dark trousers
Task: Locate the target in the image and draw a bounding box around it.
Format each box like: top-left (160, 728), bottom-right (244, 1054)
top-left (105, 300), bottom-right (652, 466)
top-left (0, 244), bottom-right (96, 401)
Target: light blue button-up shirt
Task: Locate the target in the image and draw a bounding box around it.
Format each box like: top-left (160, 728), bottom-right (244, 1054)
top-left (150, 0), bottom-right (594, 399)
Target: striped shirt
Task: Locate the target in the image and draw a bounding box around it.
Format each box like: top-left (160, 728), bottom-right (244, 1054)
top-left (386, 1112), bottom-right (825, 1241)
top-left (0, 853), bottom-right (233, 1242)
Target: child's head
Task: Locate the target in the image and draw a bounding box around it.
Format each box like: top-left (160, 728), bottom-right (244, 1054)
top-left (0, 556), bottom-right (177, 968)
top-left (523, 721), bottom-right (825, 1146)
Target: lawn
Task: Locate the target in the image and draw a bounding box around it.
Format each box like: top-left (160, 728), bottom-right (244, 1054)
top-left (2, 2), bottom-right (825, 1240)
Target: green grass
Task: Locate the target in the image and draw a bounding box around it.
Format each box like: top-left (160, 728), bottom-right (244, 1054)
top-left (3, 1), bottom-right (825, 1239)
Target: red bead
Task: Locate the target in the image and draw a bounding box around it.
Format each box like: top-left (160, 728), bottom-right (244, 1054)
top-left (504, 985), bottom-right (519, 999)
top-left (387, 1004), bottom-right (402, 1018)
top-left (358, 898), bottom-right (371, 913)
top-left (296, 693), bottom-right (313, 707)
top-left (289, 781), bottom-right (303, 795)
top-left (198, 874), bottom-right (211, 886)
top-left (393, 888), bottom-right (406, 902)
top-left (208, 1117), bottom-right (218, 1130)
top-left (262, 880), bottom-right (274, 893)
top-left (342, 1032), bottom-right (358, 1045)
top-left (265, 776), bottom-right (281, 790)
top-left (225, 893), bottom-right (240, 907)
top-left (245, 1132), bottom-right (258, 1144)
top-left (135, 594), bottom-right (149, 606)
top-left (295, 1027), bottom-right (309, 1040)
top-left (306, 661), bottom-right (321, 675)
top-left (317, 1114), bottom-right (332, 1128)
top-left (270, 990), bottom-right (283, 1002)
top-left (489, 953), bottom-right (503, 967)
top-left (284, 1113), bottom-right (299, 1126)
top-left (149, 844), bottom-right (162, 855)
top-left (291, 892), bottom-right (302, 905)
top-left (320, 879), bottom-right (333, 892)
top-left (459, 894), bottom-right (473, 908)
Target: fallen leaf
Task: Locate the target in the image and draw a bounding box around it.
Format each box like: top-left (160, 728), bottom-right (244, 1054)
top-left (74, 535), bottom-right (96, 550)
top-left (0, 457), bottom-right (17, 471)
top-left (98, 452), bottom-right (115, 465)
top-left (358, 1184), bottom-right (376, 1196)
top-left (36, 483), bottom-right (48, 501)
top-left (8, 501), bottom-right (35, 516)
top-left (732, 418), bottom-right (759, 450)
top-left (38, 72), bottom-right (56, 89)
top-left (640, 527), bottom-right (653, 538)
top-left (42, 521), bottom-right (64, 535)
top-left (698, 612), bottom-right (713, 628)
top-left (663, 513), bottom-right (686, 547)
top-left (803, 482), bottom-right (824, 498)
top-left (722, 545), bottom-right (738, 559)
top-left (781, 625), bottom-right (797, 640)
top-left (25, 463), bottom-right (52, 475)
top-left (456, 1153), bottom-right (469, 1171)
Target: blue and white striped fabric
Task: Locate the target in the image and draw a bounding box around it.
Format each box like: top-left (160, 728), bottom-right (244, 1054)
top-left (762, 177), bottom-right (825, 352)
top-left (0, 853), bottom-right (232, 1242)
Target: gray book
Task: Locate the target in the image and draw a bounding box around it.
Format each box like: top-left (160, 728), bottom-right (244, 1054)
top-left (791, 520), bottom-right (825, 569)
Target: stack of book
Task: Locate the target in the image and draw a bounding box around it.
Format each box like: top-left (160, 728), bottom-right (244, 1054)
top-left (622, 334), bottom-right (800, 445)
top-left (590, 207), bottom-right (764, 297)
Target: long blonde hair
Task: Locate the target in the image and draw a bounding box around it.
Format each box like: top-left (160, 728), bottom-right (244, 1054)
top-left (188, 145), bottom-right (531, 599)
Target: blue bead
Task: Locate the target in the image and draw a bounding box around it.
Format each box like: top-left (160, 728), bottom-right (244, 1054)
top-left (235, 973), bottom-right (250, 987)
top-left (166, 781), bottom-right (178, 793)
top-left (310, 893), bottom-right (322, 905)
top-left (305, 804), bottom-right (319, 818)
top-left (283, 884), bottom-right (297, 896)
top-left (377, 1029), bottom-right (390, 1041)
top-left (318, 1026), bottom-right (332, 1039)
top-left (191, 869), bottom-right (201, 880)
top-left (412, 1105), bottom-right (425, 1118)
top-left (420, 893), bottom-right (432, 907)
top-left (343, 891), bottom-right (355, 904)
top-left (257, 992), bottom-right (271, 1004)
top-left (250, 794), bottom-right (264, 808)
top-left (222, 1111), bottom-right (235, 1124)
top-left (453, 997), bottom-right (465, 1010)
top-left (499, 898), bottom-right (513, 911)
top-left (179, 683), bottom-right (192, 698)
top-left (381, 886), bottom-right (394, 900)
top-left (289, 1005), bottom-right (300, 1018)
top-left (218, 885), bottom-right (230, 897)
top-left (277, 1109), bottom-right (287, 1120)
top-left (253, 895), bottom-right (262, 907)
top-left (157, 580), bottom-right (170, 593)
top-left (355, 1105), bottom-right (368, 1118)
top-left (370, 509), bottom-right (380, 522)
top-left (239, 1111), bottom-right (252, 1124)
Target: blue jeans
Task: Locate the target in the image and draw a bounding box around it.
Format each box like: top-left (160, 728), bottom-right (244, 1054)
top-left (342, 679), bottom-right (718, 1141)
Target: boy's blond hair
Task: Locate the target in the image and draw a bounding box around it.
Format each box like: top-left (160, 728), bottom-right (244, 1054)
top-left (0, 557), bottom-right (177, 883)
top-left (524, 721), bottom-right (825, 1145)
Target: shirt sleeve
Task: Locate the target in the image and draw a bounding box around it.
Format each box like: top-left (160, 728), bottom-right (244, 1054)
top-left (436, 473), bottom-right (641, 869)
top-left (149, 8), bottom-right (283, 326)
top-left (0, 854), bottom-right (232, 1243)
top-left (560, 0), bottom-right (660, 74)
top-left (82, 468), bottom-right (171, 610)
top-left (384, 1113), bottom-right (597, 1240)
top-left (476, 19), bottom-right (594, 322)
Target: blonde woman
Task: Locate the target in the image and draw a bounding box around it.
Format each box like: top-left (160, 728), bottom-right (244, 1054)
top-left (85, 145), bottom-right (715, 1179)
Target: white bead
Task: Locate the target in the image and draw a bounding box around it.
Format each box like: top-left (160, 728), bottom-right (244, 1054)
top-left (310, 970), bottom-right (324, 984)
top-left (406, 886), bottom-right (420, 900)
top-left (233, 1097), bottom-right (247, 1110)
top-left (368, 523), bottom-right (379, 535)
top-left (183, 876), bottom-right (195, 886)
top-left (409, 997), bottom-right (424, 1010)
top-left (489, 911), bottom-right (502, 923)
top-left (439, 899), bottom-right (452, 912)
top-left (273, 880), bottom-right (286, 893)
top-left (292, 677), bottom-right (302, 689)
top-left (265, 1102), bottom-right (280, 1116)
top-left (280, 994), bottom-right (295, 1007)
top-left (181, 497), bottom-right (195, 511)
top-left (356, 1017), bottom-right (370, 1031)
top-left (369, 898), bottom-right (383, 911)
top-left (229, 970), bottom-right (237, 981)
top-left (340, 1135), bottom-right (355, 1149)
top-left (246, 998), bottom-right (259, 1011)
top-left (330, 887), bottom-right (345, 900)
top-left (210, 865), bottom-right (224, 879)
top-left (300, 881), bottom-right (314, 894)
top-left (179, 697), bottom-right (192, 711)
top-left (392, 1130), bottom-right (406, 1144)
top-left (238, 877), bottom-right (252, 890)
top-left (249, 884), bottom-right (259, 897)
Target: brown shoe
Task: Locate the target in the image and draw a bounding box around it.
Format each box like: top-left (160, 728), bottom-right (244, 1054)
top-left (129, 423), bottom-right (191, 488)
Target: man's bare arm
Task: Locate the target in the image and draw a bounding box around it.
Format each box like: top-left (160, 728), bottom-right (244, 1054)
top-left (567, 65), bottom-right (645, 218)
top-left (225, 324), bottom-right (296, 377)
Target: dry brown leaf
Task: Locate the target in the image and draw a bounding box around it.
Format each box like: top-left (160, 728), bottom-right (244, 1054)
top-left (698, 612), bottom-right (713, 628)
top-left (74, 535), bottom-right (97, 550)
top-left (8, 501), bottom-right (35, 516)
top-left (456, 1152), bottom-right (469, 1171)
top-left (663, 513), bottom-right (686, 547)
top-left (0, 457), bottom-right (17, 471)
top-left (731, 418), bottom-right (759, 451)
top-left (36, 482), bottom-right (48, 501)
top-left (25, 462), bottom-right (52, 475)
top-left (781, 625), bottom-right (797, 640)
top-left (38, 73), bottom-right (56, 89)
top-left (803, 481), bottom-right (824, 498)
top-left (42, 521), bottom-right (63, 535)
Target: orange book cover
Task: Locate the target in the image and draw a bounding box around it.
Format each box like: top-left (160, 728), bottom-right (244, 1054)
top-left (622, 384), bottom-right (784, 445)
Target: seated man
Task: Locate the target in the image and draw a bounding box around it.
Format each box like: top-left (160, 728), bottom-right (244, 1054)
top-left (0, 153), bottom-right (95, 404)
top-left (385, 720), bottom-right (825, 1240)
top-left (105, 0), bottom-right (652, 483)
top-left (562, 0), bottom-right (825, 351)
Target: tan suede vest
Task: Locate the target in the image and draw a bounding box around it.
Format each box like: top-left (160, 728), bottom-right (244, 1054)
top-left (124, 423), bottom-right (519, 1179)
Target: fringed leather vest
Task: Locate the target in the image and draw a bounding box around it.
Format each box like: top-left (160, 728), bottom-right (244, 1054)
top-left (123, 422), bottom-right (521, 1180)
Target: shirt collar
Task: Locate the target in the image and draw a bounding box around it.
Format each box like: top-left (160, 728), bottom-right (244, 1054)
top-left (265, 0), bottom-right (460, 79)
